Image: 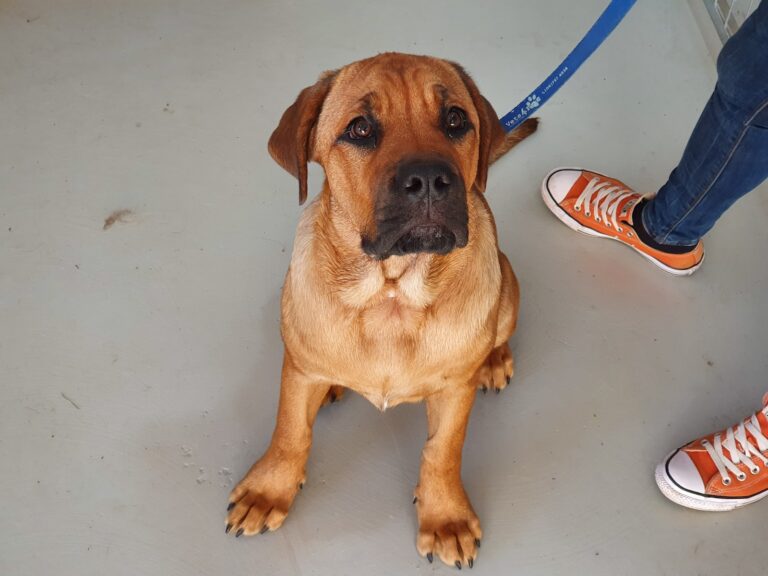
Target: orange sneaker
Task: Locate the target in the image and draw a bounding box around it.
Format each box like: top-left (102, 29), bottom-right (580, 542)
top-left (541, 168), bottom-right (704, 276)
top-left (656, 393), bottom-right (768, 511)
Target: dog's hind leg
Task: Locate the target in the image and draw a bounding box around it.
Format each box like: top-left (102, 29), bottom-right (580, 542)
top-left (321, 385), bottom-right (345, 406)
top-left (473, 342), bottom-right (514, 394)
top-left (474, 251), bottom-right (518, 393)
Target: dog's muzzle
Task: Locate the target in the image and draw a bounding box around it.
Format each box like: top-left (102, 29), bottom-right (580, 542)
top-left (361, 157), bottom-right (469, 259)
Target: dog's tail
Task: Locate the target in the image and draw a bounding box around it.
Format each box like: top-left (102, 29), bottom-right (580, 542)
top-left (489, 117), bottom-right (539, 166)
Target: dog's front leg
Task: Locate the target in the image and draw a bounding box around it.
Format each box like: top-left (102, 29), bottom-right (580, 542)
top-left (226, 354), bottom-right (330, 537)
top-left (415, 383), bottom-right (481, 568)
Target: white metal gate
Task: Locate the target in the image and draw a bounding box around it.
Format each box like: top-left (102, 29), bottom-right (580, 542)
top-left (704, 0), bottom-right (761, 40)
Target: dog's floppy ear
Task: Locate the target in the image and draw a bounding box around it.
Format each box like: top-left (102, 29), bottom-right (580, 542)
top-left (450, 64), bottom-right (505, 194)
top-left (268, 70), bottom-right (337, 205)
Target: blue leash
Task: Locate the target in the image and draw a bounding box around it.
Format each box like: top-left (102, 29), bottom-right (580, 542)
top-left (500, 0), bottom-right (637, 133)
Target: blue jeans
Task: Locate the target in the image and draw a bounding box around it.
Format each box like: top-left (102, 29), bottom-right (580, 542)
top-left (643, 1), bottom-right (768, 246)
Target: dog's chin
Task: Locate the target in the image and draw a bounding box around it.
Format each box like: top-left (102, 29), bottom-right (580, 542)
top-left (362, 225), bottom-right (466, 260)
top-left (392, 225), bottom-right (457, 256)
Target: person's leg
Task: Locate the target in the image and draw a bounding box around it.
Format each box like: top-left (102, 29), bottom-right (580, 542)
top-left (541, 2), bottom-right (768, 275)
top-left (651, 6), bottom-right (768, 511)
top-left (642, 1), bottom-right (768, 246)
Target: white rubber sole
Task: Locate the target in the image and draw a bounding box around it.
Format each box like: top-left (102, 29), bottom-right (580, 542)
top-left (654, 451), bottom-right (768, 512)
top-left (540, 168), bottom-right (704, 277)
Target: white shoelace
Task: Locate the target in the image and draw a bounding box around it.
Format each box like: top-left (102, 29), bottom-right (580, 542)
top-left (701, 406), bottom-right (768, 485)
top-left (574, 177), bottom-right (644, 232)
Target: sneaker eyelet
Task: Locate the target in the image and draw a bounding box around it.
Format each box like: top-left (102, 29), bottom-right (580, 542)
top-left (722, 476), bottom-right (731, 486)
top-left (737, 473), bottom-right (747, 481)
top-left (574, 206), bottom-right (581, 212)
top-left (595, 217), bottom-right (601, 223)
top-left (627, 232), bottom-right (633, 238)
top-left (618, 227), bottom-right (623, 232)
top-left (751, 466), bottom-right (760, 475)
top-left (585, 211), bottom-right (591, 217)
top-left (606, 222), bottom-right (611, 228)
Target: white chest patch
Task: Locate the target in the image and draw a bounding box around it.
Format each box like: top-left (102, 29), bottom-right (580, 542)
top-left (360, 389), bottom-right (392, 412)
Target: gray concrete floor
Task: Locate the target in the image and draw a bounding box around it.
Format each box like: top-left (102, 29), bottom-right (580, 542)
top-left (2, 1), bottom-right (767, 575)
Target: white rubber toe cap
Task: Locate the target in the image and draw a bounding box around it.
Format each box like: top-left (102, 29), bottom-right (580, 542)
top-left (543, 168), bottom-right (581, 203)
top-left (666, 450), bottom-right (706, 494)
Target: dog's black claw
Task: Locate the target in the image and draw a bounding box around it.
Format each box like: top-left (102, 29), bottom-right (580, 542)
top-left (474, 538), bottom-right (481, 548)
top-left (455, 561), bottom-right (462, 570)
top-left (468, 557), bottom-right (474, 569)
top-left (413, 496), bottom-right (418, 504)
top-left (227, 502), bottom-right (235, 511)
top-left (330, 393), bottom-right (337, 403)
top-left (482, 386), bottom-right (487, 394)
top-left (235, 528), bottom-right (244, 538)
top-left (506, 376), bottom-right (511, 385)
top-left (225, 523), bottom-right (232, 534)
top-left (260, 525), bottom-right (269, 534)
top-left (495, 387), bottom-right (500, 394)
top-left (427, 553), bottom-right (433, 564)
top-left (299, 482), bottom-right (304, 490)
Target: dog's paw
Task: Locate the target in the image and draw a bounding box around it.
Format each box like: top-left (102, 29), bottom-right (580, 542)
top-left (474, 342), bottom-right (514, 394)
top-left (321, 385), bottom-right (345, 407)
top-left (225, 459), bottom-right (304, 537)
top-left (415, 492), bottom-right (482, 568)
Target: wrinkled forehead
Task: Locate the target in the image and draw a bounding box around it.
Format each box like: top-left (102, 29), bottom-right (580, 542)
top-left (321, 55), bottom-right (474, 127)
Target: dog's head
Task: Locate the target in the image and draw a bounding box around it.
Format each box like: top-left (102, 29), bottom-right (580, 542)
top-left (268, 53), bottom-right (501, 259)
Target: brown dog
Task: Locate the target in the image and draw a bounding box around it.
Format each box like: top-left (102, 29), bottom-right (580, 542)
top-left (226, 53), bottom-right (537, 568)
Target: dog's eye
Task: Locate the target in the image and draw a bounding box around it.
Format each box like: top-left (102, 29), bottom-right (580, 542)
top-left (445, 107), bottom-right (469, 139)
top-left (446, 109), bottom-right (466, 129)
top-left (347, 117), bottom-right (373, 140)
top-left (339, 116), bottom-right (377, 149)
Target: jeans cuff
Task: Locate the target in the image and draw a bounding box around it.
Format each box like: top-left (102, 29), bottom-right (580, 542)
top-left (642, 199), bottom-right (700, 248)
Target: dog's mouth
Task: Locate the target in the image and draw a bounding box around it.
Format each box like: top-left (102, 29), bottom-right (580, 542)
top-left (391, 225), bottom-right (457, 256)
top-left (362, 223), bottom-right (465, 259)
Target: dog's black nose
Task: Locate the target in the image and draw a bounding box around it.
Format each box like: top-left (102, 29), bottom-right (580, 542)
top-left (395, 159), bottom-right (456, 201)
